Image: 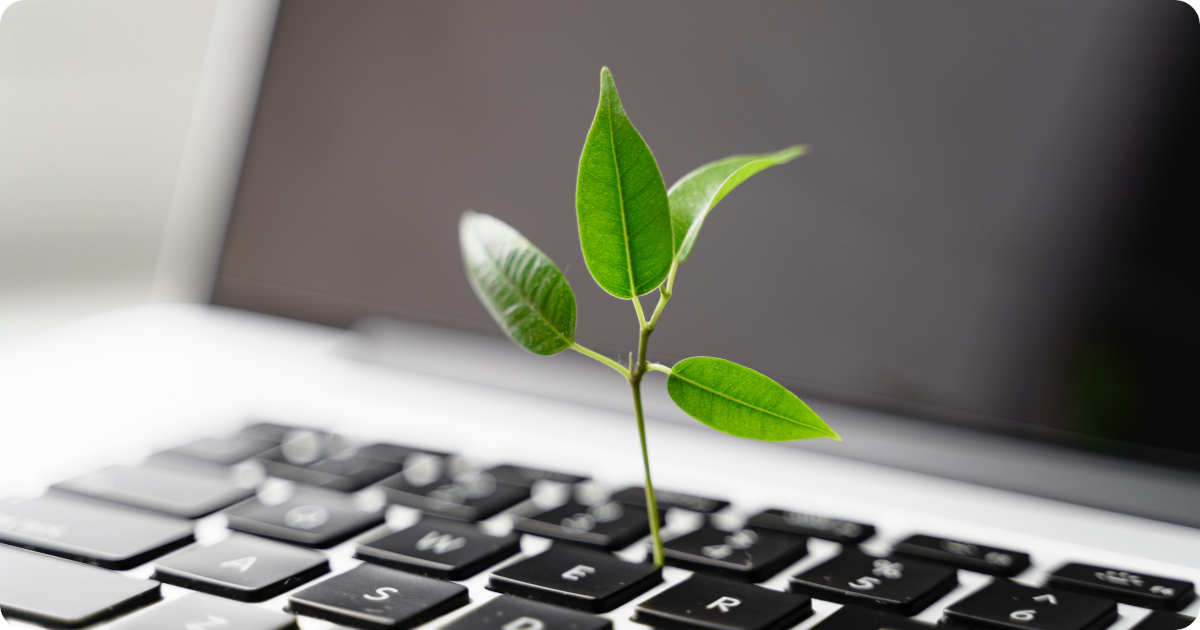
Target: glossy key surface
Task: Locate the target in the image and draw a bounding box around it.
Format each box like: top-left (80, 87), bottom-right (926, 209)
top-left (0, 494), bottom-right (193, 569)
top-left (259, 448), bottom-right (402, 492)
top-left (810, 605), bottom-right (936, 629)
top-left (152, 434), bottom-right (277, 467)
top-left (110, 591), bottom-right (297, 629)
top-left (1130, 611), bottom-right (1196, 630)
top-left (53, 464), bottom-right (253, 518)
top-left (663, 524), bottom-right (807, 581)
top-left (1048, 562), bottom-right (1195, 611)
top-left (289, 563), bottom-right (468, 629)
top-left (789, 550), bottom-right (957, 615)
top-left (514, 500), bottom-right (656, 550)
top-left (609, 486), bottom-right (729, 514)
top-left (633, 574), bottom-right (813, 630)
top-left (441, 595), bottom-right (611, 630)
top-left (893, 534), bottom-right (1030, 577)
top-left (944, 581), bottom-right (1117, 630)
top-left (746, 508), bottom-right (875, 544)
top-left (225, 488), bottom-right (383, 547)
top-left (154, 533), bottom-right (329, 601)
top-left (488, 544), bottom-right (662, 613)
top-left (0, 545), bottom-right (161, 628)
top-left (356, 516), bottom-right (519, 579)
top-left (486, 463), bottom-right (590, 487)
top-left (379, 470), bottom-right (528, 522)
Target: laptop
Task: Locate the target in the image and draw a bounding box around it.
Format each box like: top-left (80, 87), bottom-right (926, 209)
top-left (1, 1), bottom-right (1197, 629)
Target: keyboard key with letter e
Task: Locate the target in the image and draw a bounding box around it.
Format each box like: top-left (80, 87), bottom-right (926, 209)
top-left (0, 545), bottom-right (161, 628)
top-left (289, 563), bottom-right (468, 629)
top-left (0, 494), bottom-right (193, 569)
top-left (356, 516), bottom-right (519, 579)
top-left (1048, 562), bottom-right (1195, 611)
top-left (943, 580), bottom-right (1117, 630)
top-left (789, 550), bottom-right (957, 615)
top-left (153, 533), bottom-right (329, 601)
top-left (892, 534), bottom-right (1030, 577)
top-left (441, 595), bottom-right (612, 630)
top-left (663, 523), bottom-right (807, 581)
top-left (634, 574), bottom-right (813, 630)
top-left (488, 544), bottom-right (662, 612)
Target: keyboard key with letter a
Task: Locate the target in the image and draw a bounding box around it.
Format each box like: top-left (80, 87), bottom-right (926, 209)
top-left (488, 544), bottom-right (662, 612)
top-left (0, 545), bottom-right (161, 628)
top-left (289, 563), bottom-right (468, 629)
top-left (0, 494), bottom-right (193, 569)
top-left (109, 592), bottom-right (296, 630)
top-left (153, 533), bottom-right (329, 601)
top-left (356, 516), bottom-right (519, 579)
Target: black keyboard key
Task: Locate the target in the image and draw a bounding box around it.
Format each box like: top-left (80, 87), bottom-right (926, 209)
top-left (663, 524), bottom-right (807, 581)
top-left (357, 442), bottom-right (452, 463)
top-left (110, 591), bottom-right (296, 629)
top-left (441, 595), bottom-right (612, 630)
top-left (289, 563), bottom-right (468, 629)
top-left (1048, 562), bottom-right (1195, 611)
top-left (260, 449), bottom-right (403, 492)
top-left (0, 545), bottom-right (161, 628)
top-left (746, 508), bottom-right (875, 544)
top-left (225, 488), bottom-right (383, 547)
top-left (486, 463), bottom-right (590, 487)
top-left (154, 533), bottom-right (329, 601)
top-left (634, 574), bottom-right (813, 630)
top-left (610, 486), bottom-right (729, 514)
top-left (811, 605), bottom-right (936, 629)
top-left (789, 550), bottom-right (957, 615)
top-left (1131, 611), bottom-right (1196, 630)
top-left (488, 544), bottom-right (662, 612)
top-left (893, 534), bottom-right (1030, 577)
top-left (944, 580), bottom-right (1117, 630)
top-left (0, 494), bottom-right (193, 569)
top-left (356, 516), bottom-right (519, 579)
top-left (153, 434), bottom-right (277, 466)
top-left (52, 464), bottom-right (254, 518)
top-left (515, 500), bottom-right (657, 550)
top-left (379, 470), bottom-right (529, 522)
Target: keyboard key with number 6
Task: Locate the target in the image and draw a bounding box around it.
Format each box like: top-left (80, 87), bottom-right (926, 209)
top-left (1048, 562), bottom-right (1195, 611)
top-left (289, 563), bottom-right (468, 629)
top-left (789, 550), bottom-right (957, 615)
top-left (634, 574), bottom-right (813, 630)
top-left (944, 581), bottom-right (1117, 630)
top-left (0, 494), bottom-right (193, 569)
top-left (488, 544), bottom-right (662, 612)
top-left (0, 545), bottom-right (161, 628)
top-left (356, 516), bottom-right (519, 579)
top-left (154, 533), bottom-right (329, 601)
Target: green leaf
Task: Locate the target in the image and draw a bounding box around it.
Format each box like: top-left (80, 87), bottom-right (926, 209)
top-left (667, 145), bottom-right (806, 262)
top-left (458, 211), bottom-right (576, 355)
top-left (665, 356), bottom-right (840, 442)
top-left (576, 67), bottom-right (673, 298)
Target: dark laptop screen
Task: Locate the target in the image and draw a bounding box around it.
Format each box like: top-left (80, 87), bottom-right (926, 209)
top-left (213, 1), bottom-right (1200, 469)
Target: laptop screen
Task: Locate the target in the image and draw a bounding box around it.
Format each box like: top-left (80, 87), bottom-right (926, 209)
top-left (212, 1), bottom-right (1200, 470)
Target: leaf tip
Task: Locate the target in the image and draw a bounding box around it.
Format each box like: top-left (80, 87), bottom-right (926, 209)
top-left (778, 145), bottom-right (809, 162)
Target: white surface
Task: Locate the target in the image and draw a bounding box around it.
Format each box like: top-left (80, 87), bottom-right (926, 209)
top-left (0, 304), bottom-right (1196, 628)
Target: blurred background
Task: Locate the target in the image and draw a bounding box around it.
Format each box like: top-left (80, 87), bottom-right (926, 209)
top-left (2, 1), bottom-right (1198, 469)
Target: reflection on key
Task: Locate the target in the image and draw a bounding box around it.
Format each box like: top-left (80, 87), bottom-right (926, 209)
top-left (108, 592), bottom-right (296, 630)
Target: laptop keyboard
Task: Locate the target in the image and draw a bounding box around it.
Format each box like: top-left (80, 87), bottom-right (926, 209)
top-left (0, 421), bottom-right (1195, 629)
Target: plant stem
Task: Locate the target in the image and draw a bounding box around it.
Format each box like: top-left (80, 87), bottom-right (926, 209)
top-left (570, 342), bottom-right (630, 378)
top-left (627, 286), bottom-right (672, 567)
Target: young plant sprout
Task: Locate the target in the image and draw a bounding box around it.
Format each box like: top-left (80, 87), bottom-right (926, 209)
top-left (458, 67), bottom-right (840, 567)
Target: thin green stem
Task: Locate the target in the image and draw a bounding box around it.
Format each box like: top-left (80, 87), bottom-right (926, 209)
top-left (570, 342), bottom-right (630, 378)
top-left (631, 293), bottom-right (647, 327)
top-left (629, 377), bottom-right (663, 567)
top-left (647, 362), bottom-right (672, 375)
